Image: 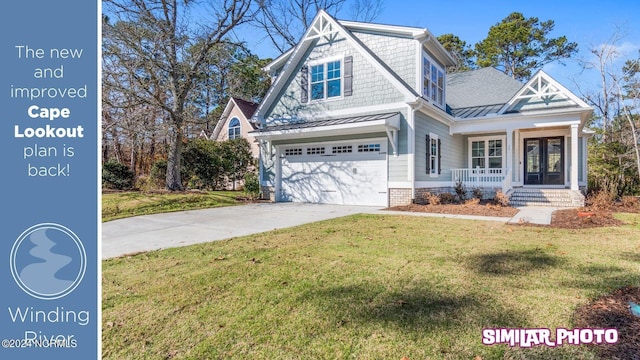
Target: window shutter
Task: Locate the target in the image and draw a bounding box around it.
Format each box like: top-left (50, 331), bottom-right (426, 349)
top-left (426, 134), bottom-right (431, 174)
top-left (438, 139), bottom-right (442, 174)
top-left (344, 56), bottom-right (353, 96)
top-left (300, 65), bottom-right (308, 103)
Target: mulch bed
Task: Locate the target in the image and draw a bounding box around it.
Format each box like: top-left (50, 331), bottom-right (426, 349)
top-left (389, 201), bottom-right (640, 230)
top-left (573, 286), bottom-right (640, 360)
top-left (387, 202), bottom-right (519, 218)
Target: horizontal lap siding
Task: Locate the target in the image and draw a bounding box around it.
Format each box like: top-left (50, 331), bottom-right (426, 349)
top-left (388, 111), bottom-right (409, 182)
top-left (414, 112), bottom-right (464, 182)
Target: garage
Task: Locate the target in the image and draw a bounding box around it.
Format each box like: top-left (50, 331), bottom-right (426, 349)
top-left (278, 139), bottom-right (388, 206)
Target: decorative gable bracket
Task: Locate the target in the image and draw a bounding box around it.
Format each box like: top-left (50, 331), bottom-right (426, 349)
top-left (306, 13), bottom-right (340, 41)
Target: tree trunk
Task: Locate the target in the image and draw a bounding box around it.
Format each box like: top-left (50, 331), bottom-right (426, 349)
top-left (166, 122), bottom-right (184, 191)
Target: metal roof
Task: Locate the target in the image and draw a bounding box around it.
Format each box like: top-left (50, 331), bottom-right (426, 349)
top-left (257, 112), bottom-right (400, 132)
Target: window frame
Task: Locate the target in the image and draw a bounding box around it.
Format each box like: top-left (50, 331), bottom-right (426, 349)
top-left (307, 56), bottom-right (344, 102)
top-left (228, 117), bottom-right (241, 140)
top-left (468, 136), bottom-right (506, 171)
top-left (422, 51), bottom-right (445, 109)
top-left (429, 132), bottom-right (439, 177)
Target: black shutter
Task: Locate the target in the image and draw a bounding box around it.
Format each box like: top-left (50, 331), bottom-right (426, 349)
top-left (438, 139), bottom-right (442, 174)
top-left (426, 134), bottom-right (431, 174)
top-left (300, 65), bottom-right (308, 103)
top-left (344, 56), bottom-right (353, 96)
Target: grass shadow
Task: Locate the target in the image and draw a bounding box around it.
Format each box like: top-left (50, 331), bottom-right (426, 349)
top-left (560, 264), bottom-right (640, 293)
top-left (466, 249), bottom-right (564, 276)
top-left (298, 282), bottom-right (527, 334)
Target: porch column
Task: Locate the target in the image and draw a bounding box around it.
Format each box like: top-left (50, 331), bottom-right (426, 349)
top-left (570, 124), bottom-right (579, 190)
top-left (506, 128), bottom-right (513, 183)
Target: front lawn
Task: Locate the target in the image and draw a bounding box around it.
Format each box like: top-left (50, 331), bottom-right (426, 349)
top-left (102, 214), bottom-right (640, 359)
top-left (102, 190), bottom-right (242, 222)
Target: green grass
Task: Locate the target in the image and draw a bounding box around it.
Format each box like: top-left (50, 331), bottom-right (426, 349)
top-left (102, 191), bottom-right (242, 222)
top-left (102, 214), bottom-right (640, 359)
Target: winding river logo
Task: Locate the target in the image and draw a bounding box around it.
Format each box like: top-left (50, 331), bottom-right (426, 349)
top-left (10, 223), bottom-right (86, 300)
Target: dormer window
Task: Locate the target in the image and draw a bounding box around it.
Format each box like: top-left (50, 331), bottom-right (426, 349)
top-left (422, 51), bottom-right (445, 108)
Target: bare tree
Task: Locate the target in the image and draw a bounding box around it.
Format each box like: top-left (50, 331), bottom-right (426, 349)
top-left (102, 0), bottom-right (253, 190)
top-left (253, 0), bottom-right (383, 53)
top-left (575, 30), bottom-right (640, 194)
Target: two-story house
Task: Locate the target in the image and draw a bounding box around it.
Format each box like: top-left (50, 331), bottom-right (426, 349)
top-left (252, 10), bottom-right (593, 207)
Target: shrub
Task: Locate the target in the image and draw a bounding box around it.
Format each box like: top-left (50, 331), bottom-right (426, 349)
top-left (472, 187), bottom-right (484, 200)
top-left (422, 192), bottom-right (440, 205)
top-left (621, 196), bottom-right (639, 208)
top-left (454, 180), bottom-right (467, 203)
top-left (588, 190), bottom-right (615, 210)
top-left (149, 159), bottom-right (167, 188)
top-left (493, 190), bottom-right (510, 207)
top-left (464, 197), bottom-right (480, 206)
top-left (243, 171), bottom-right (260, 199)
top-left (102, 160), bottom-right (135, 190)
top-left (439, 192), bottom-right (457, 204)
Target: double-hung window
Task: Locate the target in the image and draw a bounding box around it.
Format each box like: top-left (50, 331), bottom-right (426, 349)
top-left (310, 60), bottom-right (341, 101)
top-left (422, 51), bottom-right (445, 108)
top-left (469, 137), bottom-right (505, 172)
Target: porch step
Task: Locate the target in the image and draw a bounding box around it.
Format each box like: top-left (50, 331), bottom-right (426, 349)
top-left (508, 188), bottom-right (585, 208)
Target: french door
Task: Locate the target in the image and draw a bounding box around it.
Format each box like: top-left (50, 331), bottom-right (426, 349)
top-left (524, 137), bottom-right (564, 185)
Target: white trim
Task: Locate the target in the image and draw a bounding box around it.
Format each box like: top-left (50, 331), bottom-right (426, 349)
top-left (467, 135), bottom-right (506, 170)
top-left (428, 132), bottom-right (439, 177)
top-left (228, 116), bottom-right (241, 140)
top-left (254, 114), bottom-right (400, 141)
top-left (388, 181), bottom-right (412, 188)
top-left (421, 50), bottom-right (446, 109)
top-left (415, 181), bottom-right (455, 188)
top-left (285, 102), bottom-right (407, 121)
top-left (407, 106), bottom-right (416, 199)
top-left (570, 124), bottom-right (579, 190)
top-left (500, 70), bottom-right (592, 115)
top-left (254, 10), bottom-right (419, 121)
top-left (519, 128), bottom-right (571, 188)
top-left (308, 56), bottom-right (345, 103)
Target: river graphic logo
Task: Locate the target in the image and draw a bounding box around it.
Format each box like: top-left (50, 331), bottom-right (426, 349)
top-left (10, 223), bottom-right (86, 300)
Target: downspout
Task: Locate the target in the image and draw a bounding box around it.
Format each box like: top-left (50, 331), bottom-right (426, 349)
top-left (407, 98), bottom-right (422, 203)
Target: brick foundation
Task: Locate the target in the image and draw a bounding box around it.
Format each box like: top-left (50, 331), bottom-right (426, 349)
top-left (260, 186), bottom-right (275, 201)
top-left (388, 188), bottom-right (412, 207)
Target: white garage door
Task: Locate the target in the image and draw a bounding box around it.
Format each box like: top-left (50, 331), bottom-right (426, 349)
top-left (279, 139), bottom-right (388, 206)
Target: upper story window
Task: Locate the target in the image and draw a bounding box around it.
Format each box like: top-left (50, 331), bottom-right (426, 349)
top-left (228, 117), bottom-right (241, 139)
top-left (310, 60), bottom-right (341, 101)
top-left (422, 51), bottom-right (445, 108)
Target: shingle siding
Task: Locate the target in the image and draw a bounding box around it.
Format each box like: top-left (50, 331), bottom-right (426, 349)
top-left (265, 35), bottom-right (405, 121)
top-left (352, 32), bottom-right (417, 90)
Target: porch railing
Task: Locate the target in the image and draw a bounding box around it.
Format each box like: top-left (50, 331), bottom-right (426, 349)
top-left (451, 167), bottom-right (508, 189)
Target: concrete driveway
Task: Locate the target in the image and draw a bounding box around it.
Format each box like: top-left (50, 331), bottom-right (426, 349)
top-left (102, 203), bottom-right (381, 259)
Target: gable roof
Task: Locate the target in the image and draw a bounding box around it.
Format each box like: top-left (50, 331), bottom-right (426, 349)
top-left (255, 10), bottom-right (429, 120)
top-left (500, 69), bottom-right (591, 114)
top-left (210, 97), bottom-right (260, 140)
top-left (232, 97), bottom-right (260, 120)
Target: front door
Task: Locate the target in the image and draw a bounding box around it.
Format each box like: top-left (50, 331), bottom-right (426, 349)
top-left (524, 137), bottom-right (564, 185)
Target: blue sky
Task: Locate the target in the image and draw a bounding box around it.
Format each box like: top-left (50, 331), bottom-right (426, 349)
top-left (233, 0), bottom-right (640, 95)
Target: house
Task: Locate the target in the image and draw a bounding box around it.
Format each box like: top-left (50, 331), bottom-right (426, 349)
top-left (210, 97), bottom-right (261, 158)
top-left (251, 10), bottom-right (593, 207)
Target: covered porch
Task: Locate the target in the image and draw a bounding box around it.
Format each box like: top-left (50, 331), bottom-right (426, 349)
top-left (449, 123), bottom-right (589, 194)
